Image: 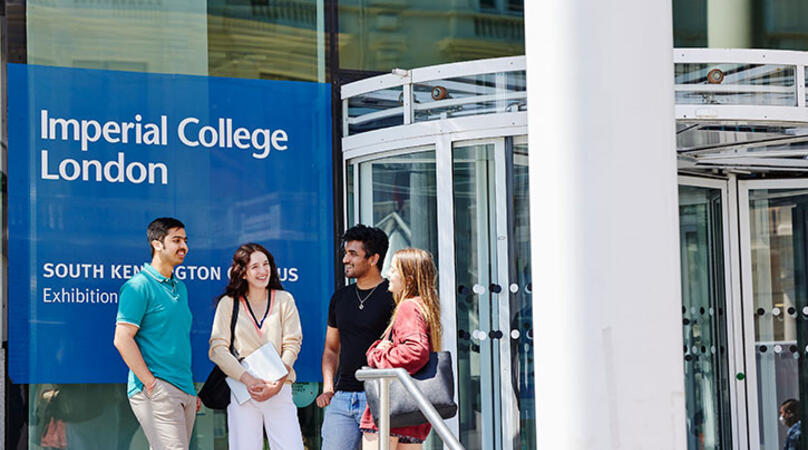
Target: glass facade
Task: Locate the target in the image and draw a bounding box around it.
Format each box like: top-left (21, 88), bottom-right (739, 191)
top-left (673, 0), bottom-right (808, 51)
top-left (9, 1), bottom-right (333, 448)
top-left (23, 0), bottom-right (327, 81)
top-left (338, 1), bottom-right (524, 72)
top-left (1, 0), bottom-right (532, 448)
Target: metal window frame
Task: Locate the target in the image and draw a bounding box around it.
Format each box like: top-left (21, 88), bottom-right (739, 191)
top-left (343, 112), bottom-right (527, 160)
top-left (673, 49), bottom-right (808, 122)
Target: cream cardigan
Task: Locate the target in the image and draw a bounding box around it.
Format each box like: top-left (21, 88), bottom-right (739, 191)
top-left (208, 290), bottom-right (302, 384)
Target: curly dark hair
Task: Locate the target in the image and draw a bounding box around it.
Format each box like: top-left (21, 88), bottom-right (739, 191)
top-left (342, 224), bottom-right (389, 271)
top-left (217, 243), bottom-right (283, 304)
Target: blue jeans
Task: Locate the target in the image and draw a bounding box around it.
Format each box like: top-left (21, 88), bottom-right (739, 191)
top-left (321, 391), bottom-right (367, 450)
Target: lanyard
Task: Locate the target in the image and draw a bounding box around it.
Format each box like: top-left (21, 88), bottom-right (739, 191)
top-left (241, 290), bottom-right (275, 336)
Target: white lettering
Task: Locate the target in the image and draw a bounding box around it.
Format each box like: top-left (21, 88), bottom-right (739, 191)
top-left (102, 121), bottom-right (120, 143)
top-left (50, 117), bottom-right (79, 140)
top-left (80, 120), bottom-right (101, 151)
top-left (251, 129), bottom-right (271, 159)
top-left (233, 128), bottom-right (250, 149)
top-left (271, 129), bottom-right (288, 151)
top-left (174, 265), bottom-right (222, 281)
top-left (41, 110), bottom-right (48, 140)
top-left (126, 161), bottom-right (147, 184)
top-left (41, 150), bottom-right (58, 180)
top-left (178, 117), bottom-right (199, 147)
top-left (199, 126), bottom-right (218, 148)
top-left (59, 158), bottom-right (81, 181)
top-left (41, 263), bottom-right (104, 279)
top-left (82, 159), bottom-right (102, 181)
top-left (40, 151), bottom-right (168, 185)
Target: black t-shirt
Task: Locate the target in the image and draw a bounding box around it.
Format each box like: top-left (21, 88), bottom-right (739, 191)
top-left (327, 280), bottom-right (396, 392)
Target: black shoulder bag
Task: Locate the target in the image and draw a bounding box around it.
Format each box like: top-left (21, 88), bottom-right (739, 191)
top-left (365, 323), bottom-right (458, 428)
top-left (198, 297), bottom-right (240, 409)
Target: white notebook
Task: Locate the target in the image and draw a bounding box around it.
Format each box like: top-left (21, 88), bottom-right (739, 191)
top-left (225, 342), bottom-right (289, 404)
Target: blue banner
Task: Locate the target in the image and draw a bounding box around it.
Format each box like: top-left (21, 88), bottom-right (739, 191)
top-left (8, 64), bottom-right (334, 384)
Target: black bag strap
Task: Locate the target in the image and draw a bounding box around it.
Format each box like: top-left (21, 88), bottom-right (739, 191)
top-left (228, 297), bottom-right (240, 356)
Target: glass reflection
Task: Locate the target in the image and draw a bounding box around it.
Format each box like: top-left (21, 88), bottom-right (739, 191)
top-left (338, 1), bottom-right (524, 72)
top-left (24, 382), bottom-right (322, 449)
top-left (679, 185), bottom-right (731, 450)
top-left (28, 383), bottom-right (223, 450)
top-left (23, 0), bottom-right (327, 82)
top-left (453, 143), bottom-right (499, 449)
top-left (675, 63), bottom-right (796, 106)
top-left (357, 150), bottom-right (438, 273)
top-left (14, 1), bottom-right (330, 448)
top-left (413, 71), bottom-right (526, 123)
top-left (673, 0), bottom-right (808, 51)
top-left (346, 163), bottom-right (355, 226)
top-left (26, 0), bottom-right (209, 75)
top-left (207, 0), bottom-right (325, 81)
top-left (749, 189), bottom-right (808, 450)
top-left (347, 86), bottom-right (404, 135)
top-left (510, 140), bottom-right (534, 450)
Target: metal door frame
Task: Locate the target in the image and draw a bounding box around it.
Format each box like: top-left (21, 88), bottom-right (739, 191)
top-left (342, 124), bottom-right (529, 448)
top-left (738, 178), bottom-right (808, 449)
top-left (679, 175), bottom-right (747, 449)
top-left (452, 137), bottom-right (509, 450)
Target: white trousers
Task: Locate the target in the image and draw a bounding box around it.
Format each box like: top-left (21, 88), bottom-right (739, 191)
top-left (227, 383), bottom-right (304, 450)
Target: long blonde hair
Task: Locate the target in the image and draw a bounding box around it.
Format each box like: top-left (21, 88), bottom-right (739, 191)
top-left (383, 248), bottom-right (442, 351)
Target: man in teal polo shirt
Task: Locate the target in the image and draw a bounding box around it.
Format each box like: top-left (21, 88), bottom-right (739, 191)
top-left (113, 217), bottom-right (198, 450)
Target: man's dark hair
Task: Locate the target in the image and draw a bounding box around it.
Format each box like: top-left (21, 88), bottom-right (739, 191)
top-left (147, 217), bottom-right (185, 256)
top-left (342, 225), bottom-right (389, 271)
top-left (782, 398), bottom-right (800, 416)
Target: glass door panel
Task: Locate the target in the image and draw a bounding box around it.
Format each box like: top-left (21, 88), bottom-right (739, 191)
top-left (453, 142), bottom-right (501, 450)
top-left (507, 139), bottom-right (535, 450)
top-left (453, 136), bottom-right (534, 450)
top-left (678, 184), bottom-right (732, 450)
top-left (356, 149), bottom-right (439, 271)
top-left (354, 149), bottom-right (440, 448)
top-left (351, 136), bottom-right (535, 449)
top-left (745, 187), bottom-right (808, 450)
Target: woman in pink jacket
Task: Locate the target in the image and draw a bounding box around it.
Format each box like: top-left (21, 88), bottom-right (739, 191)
top-left (360, 248), bottom-right (443, 449)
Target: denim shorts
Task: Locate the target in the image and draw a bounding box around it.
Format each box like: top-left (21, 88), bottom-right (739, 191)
top-left (360, 427), bottom-right (425, 444)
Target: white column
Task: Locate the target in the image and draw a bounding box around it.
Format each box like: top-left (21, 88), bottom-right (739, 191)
top-left (708, 0), bottom-right (752, 48)
top-left (525, 1), bottom-right (686, 449)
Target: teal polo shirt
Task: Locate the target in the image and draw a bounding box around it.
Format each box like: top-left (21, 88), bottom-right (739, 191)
top-left (116, 263), bottom-right (195, 398)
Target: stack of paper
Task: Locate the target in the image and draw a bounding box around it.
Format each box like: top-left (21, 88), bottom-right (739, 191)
top-left (225, 342), bottom-right (289, 404)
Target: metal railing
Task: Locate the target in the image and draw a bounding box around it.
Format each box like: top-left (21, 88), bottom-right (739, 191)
top-left (355, 367), bottom-right (464, 450)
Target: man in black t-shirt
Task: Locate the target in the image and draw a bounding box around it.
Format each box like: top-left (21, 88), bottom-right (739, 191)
top-left (316, 225), bottom-right (395, 450)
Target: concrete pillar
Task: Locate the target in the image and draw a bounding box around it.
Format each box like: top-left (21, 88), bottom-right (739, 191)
top-left (525, 1), bottom-right (686, 449)
top-left (708, 0), bottom-right (752, 48)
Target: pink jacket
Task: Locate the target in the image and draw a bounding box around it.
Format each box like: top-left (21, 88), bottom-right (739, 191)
top-left (359, 298), bottom-right (432, 441)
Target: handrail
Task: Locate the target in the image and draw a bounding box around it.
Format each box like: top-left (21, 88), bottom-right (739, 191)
top-left (355, 367), bottom-right (465, 450)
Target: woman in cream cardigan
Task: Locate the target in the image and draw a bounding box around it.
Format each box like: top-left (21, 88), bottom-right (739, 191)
top-left (209, 243), bottom-right (304, 450)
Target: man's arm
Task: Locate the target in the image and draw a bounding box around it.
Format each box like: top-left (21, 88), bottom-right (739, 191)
top-left (113, 323), bottom-right (157, 396)
top-left (315, 326), bottom-right (340, 407)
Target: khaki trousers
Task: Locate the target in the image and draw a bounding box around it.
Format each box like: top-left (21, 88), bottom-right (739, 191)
top-left (129, 378), bottom-right (196, 450)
